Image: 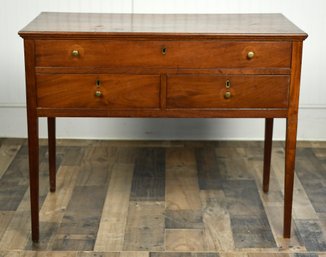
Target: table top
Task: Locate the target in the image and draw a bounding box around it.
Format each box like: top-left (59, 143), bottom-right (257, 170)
top-left (19, 12), bottom-right (307, 40)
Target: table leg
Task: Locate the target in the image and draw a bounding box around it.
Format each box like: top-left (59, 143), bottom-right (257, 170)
top-left (48, 117), bottom-right (56, 192)
top-left (283, 116), bottom-right (298, 238)
top-left (263, 118), bottom-right (273, 193)
top-left (27, 112), bottom-right (39, 242)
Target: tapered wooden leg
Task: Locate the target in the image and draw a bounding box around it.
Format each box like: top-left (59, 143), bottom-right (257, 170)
top-left (48, 117), bottom-right (56, 192)
top-left (263, 118), bottom-right (273, 193)
top-left (283, 117), bottom-right (298, 238)
top-left (27, 112), bottom-right (39, 242)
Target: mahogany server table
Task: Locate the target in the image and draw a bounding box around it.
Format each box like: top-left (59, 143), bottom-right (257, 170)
top-left (19, 12), bottom-right (307, 242)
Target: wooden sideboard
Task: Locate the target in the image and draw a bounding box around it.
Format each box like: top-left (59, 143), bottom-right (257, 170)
top-left (19, 12), bottom-right (307, 242)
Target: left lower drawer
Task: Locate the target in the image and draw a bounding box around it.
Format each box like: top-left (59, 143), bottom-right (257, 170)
top-left (36, 74), bottom-right (161, 109)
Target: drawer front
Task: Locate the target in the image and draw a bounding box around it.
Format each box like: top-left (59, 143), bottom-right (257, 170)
top-left (35, 40), bottom-right (291, 68)
top-left (36, 74), bottom-right (160, 109)
top-left (167, 75), bottom-right (289, 109)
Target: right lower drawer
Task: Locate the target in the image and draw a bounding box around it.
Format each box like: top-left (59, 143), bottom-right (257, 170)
top-left (166, 75), bottom-right (290, 109)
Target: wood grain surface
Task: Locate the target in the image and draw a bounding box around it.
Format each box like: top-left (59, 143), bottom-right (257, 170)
top-left (19, 13), bottom-right (307, 40)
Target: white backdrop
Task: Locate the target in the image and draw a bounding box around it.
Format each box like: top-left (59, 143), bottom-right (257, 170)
top-left (0, 0), bottom-right (325, 140)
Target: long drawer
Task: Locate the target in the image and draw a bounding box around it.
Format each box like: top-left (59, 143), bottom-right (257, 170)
top-left (166, 75), bottom-right (290, 109)
top-left (36, 74), bottom-right (161, 109)
top-left (35, 40), bottom-right (291, 68)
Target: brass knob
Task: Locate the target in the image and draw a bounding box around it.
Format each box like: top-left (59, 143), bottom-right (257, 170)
top-left (224, 91), bottom-right (231, 99)
top-left (161, 47), bottom-right (167, 55)
top-left (247, 51), bottom-right (255, 59)
top-left (71, 50), bottom-right (80, 57)
top-left (95, 91), bottom-right (102, 97)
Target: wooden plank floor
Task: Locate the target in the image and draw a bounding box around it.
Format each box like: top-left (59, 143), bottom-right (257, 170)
top-left (0, 138), bottom-right (325, 257)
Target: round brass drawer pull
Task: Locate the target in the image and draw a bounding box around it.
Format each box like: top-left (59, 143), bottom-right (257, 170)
top-left (95, 91), bottom-right (102, 97)
top-left (224, 91), bottom-right (231, 99)
top-left (247, 51), bottom-right (255, 59)
top-left (71, 50), bottom-right (80, 57)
